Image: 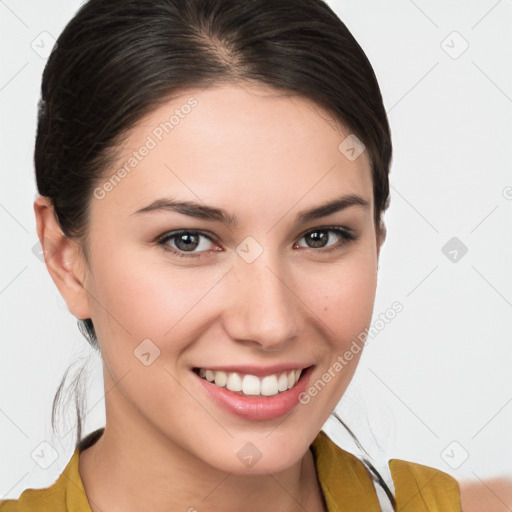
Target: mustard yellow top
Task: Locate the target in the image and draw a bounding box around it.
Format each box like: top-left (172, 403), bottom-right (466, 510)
top-left (0, 429), bottom-right (461, 512)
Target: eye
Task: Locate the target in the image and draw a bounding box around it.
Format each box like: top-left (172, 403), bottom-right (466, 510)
top-left (157, 230), bottom-right (219, 258)
top-left (157, 226), bottom-right (356, 259)
top-left (295, 226), bottom-right (356, 251)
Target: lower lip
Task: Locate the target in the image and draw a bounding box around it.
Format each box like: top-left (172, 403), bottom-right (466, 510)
top-left (193, 366), bottom-right (314, 421)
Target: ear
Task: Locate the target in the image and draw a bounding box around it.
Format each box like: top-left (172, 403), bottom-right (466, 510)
top-left (34, 195), bottom-right (91, 320)
top-left (376, 221), bottom-right (387, 259)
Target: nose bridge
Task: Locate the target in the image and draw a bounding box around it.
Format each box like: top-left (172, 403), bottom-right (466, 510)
top-left (223, 248), bottom-right (301, 349)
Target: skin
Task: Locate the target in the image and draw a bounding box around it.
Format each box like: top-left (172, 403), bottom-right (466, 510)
top-left (459, 478), bottom-right (512, 512)
top-left (35, 83), bottom-right (386, 512)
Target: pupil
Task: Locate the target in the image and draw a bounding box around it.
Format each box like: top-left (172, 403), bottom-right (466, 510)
top-left (176, 233), bottom-right (199, 251)
top-left (307, 231), bottom-right (327, 248)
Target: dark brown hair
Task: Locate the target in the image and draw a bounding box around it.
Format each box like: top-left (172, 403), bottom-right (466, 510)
top-left (37, 0), bottom-right (393, 507)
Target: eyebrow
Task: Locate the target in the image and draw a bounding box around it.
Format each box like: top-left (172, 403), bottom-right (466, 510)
top-left (132, 193), bottom-right (370, 226)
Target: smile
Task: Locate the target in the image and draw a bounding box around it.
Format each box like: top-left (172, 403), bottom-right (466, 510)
top-left (194, 368), bottom-right (303, 397)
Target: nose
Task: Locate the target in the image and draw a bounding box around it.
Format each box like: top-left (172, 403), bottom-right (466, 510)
top-left (221, 252), bottom-right (303, 351)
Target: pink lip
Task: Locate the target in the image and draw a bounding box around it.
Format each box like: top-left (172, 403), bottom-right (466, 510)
top-left (192, 365), bottom-right (314, 421)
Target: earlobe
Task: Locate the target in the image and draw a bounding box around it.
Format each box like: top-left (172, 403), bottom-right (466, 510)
top-left (33, 195), bottom-right (91, 320)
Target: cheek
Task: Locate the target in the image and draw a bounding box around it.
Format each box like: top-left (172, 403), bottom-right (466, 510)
top-left (84, 249), bottom-right (218, 410)
top-left (294, 254), bottom-right (378, 420)
top-left (303, 244), bottom-right (378, 346)
top-left (85, 242), bottom-right (227, 355)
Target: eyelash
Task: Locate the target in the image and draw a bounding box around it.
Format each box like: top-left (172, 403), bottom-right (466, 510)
top-left (156, 226), bottom-right (357, 260)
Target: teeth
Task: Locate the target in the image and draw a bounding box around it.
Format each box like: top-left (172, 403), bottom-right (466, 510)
top-left (197, 368), bottom-right (303, 396)
top-left (243, 375), bottom-right (260, 395)
top-left (226, 372), bottom-right (242, 392)
top-left (278, 372), bottom-right (288, 392)
top-left (214, 371), bottom-right (227, 387)
top-left (260, 375), bottom-right (279, 396)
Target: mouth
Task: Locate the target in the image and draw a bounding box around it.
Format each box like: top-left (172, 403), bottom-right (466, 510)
top-left (191, 364), bottom-right (315, 421)
top-left (192, 366), bottom-right (308, 397)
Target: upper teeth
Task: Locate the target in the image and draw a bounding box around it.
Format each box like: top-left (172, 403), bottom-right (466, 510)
top-left (198, 368), bottom-right (302, 396)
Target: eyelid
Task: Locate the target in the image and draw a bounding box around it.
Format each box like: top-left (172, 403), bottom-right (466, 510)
top-left (156, 229), bottom-right (221, 256)
top-left (296, 224), bottom-right (355, 239)
top-left (157, 228), bottom-right (218, 245)
top-left (293, 225), bottom-right (356, 252)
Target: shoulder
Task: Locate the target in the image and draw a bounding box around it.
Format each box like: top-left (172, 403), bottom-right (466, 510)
top-left (0, 449), bottom-right (90, 512)
top-left (311, 430), bottom-right (462, 512)
top-left (0, 429), bottom-right (102, 512)
top-left (0, 484), bottom-right (64, 512)
top-left (389, 458), bottom-right (462, 511)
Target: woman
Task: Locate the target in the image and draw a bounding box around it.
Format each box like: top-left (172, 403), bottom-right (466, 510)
top-left (0, 0), bottom-right (462, 510)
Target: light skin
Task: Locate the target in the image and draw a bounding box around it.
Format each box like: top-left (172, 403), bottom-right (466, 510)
top-left (35, 83), bottom-right (386, 512)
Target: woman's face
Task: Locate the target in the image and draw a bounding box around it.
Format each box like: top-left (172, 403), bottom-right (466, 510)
top-left (79, 83), bottom-right (383, 473)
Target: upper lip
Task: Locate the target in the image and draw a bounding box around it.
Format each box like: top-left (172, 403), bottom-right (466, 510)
top-left (193, 364), bottom-right (313, 377)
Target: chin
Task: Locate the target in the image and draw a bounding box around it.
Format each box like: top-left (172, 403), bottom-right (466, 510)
top-left (195, 432), bottom-right (312, 476)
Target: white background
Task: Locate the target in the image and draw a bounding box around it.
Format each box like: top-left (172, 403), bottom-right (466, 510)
top-left (0, 0), bottom-right (511, 502)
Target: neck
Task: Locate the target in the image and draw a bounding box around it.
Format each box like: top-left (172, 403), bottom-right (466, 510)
top-left (78, 407), bottom-right (326, 512)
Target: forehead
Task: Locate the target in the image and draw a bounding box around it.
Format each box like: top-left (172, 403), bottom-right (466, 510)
top-left (91, 83), bottom-right (374, 224)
